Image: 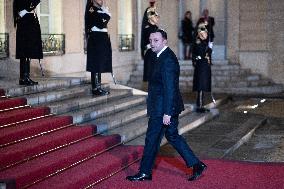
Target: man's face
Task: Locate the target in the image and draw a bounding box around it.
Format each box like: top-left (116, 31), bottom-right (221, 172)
top-left (149, 32), bottom-right (167, 53)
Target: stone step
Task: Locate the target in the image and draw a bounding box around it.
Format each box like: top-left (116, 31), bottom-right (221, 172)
top-left (63, 95), bottom-right (146, 124)
top-left (106, 106), bottom-right (194, 143)
top-left (25, 84), bottom-right (91, 106)
top-left (214, 84), bottom-right (284, 95)
top-left (4, 77), bottom-right (89, 97)
top-left (45, 89), bottom-right (133, 115)
top-left (129, 73), bottom-right (264, 83)
top-left (127, 109), bottom-right (219, 146)
top-left (227, 117), bottom-right (284, 161)
top-left (206, 115), bottom-right (267, 158)
top-left (85, 104), bottom-right (147, 133)
top-left (134, 63), bottom-right (240, 72)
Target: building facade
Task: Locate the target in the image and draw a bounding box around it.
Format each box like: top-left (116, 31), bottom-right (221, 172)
top-left (0, 0), bottom-right (283, 85)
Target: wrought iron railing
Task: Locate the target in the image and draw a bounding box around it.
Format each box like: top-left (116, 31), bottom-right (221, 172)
top-left (118, 34), bottom-right (135, 52)
top-left (42, 34), bottom-right (65, 56)
top-left (0, 33), bottom-right (9, 59)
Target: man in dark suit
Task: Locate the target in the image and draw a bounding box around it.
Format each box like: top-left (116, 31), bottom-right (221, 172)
top-left (126, 29), bottom-right (207, 182)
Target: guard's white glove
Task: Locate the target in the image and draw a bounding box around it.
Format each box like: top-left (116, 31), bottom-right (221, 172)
top-left (19, 9), bottom-right (28, 17)
top-left (146, 44), bottom-right (151, 50)
top-left (208, 42), bottom-right (214, 49)
top-left (98, 6), bottom-right (111, 17)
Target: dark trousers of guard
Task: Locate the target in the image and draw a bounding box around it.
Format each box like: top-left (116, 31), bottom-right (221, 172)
top-left (91, 72), bottom-right (109, 96)
top-left (19, 58), bottom-right (38, 86)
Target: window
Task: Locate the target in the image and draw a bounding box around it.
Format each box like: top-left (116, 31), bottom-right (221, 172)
top-left (117, 0), bottom-right (135, 51)
top-left (0, 0), bottom-right (5, 33)
top-left (37, 0), bottom-right (64, 55)
top-left (38, 0), bottom-right (62, 34)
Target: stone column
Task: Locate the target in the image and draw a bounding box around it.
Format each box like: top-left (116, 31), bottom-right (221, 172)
top-left (227, 0), bottom-right (240, 63)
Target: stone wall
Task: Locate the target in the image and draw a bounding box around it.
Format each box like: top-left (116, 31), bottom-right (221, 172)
top-left (1, 0), bottom-right (283, 85)
top-left (232, 0), bottom-right (284, 84)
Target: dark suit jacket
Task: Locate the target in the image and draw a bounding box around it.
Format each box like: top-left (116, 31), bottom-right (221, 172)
top-left (147, 47), bottom-right (184, 117)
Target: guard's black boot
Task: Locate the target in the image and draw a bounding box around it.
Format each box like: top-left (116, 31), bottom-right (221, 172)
top-left (195, 91), bottom-right (209, 113)
top-left (91, 73), bottom-right (109, 96)
top-left (19, 58), bottom-right (38, 86)
top-left (26, 59), bottom-right (38, 85)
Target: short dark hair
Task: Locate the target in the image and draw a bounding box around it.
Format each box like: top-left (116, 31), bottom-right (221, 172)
top-left (150, 28), bottom-right (168, 40)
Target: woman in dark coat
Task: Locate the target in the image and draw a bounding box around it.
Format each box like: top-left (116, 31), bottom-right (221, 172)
top-left (192, 22), bottom-right (212, 113)
top-left (13, 0), bottom-right (43, 85)
top-left (85, 0), bottom-right (112, 96)
top-left (181, 11), bottom-right (194, 60)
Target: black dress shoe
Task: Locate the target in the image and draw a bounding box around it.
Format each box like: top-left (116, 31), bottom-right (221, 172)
top-left (126, 172), bottom-right (152, 181)
top-left (92, 88), bottom-right (110, 96)
top-left (188, 161), bottom-right (207, 181)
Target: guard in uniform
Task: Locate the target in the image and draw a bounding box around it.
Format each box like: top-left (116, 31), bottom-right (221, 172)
top-left (192, 22), bottom-right (212, 113)
top-left (196, 9), bottom-right (215, 64)
top-left (13, 0), bottom-right (43, 86)
top-left (141, 0), bottom-right (156, 59)
top-left (85, 0), bottom-right (112, 96)
top-left (141, 7), bottom-right (159, 82)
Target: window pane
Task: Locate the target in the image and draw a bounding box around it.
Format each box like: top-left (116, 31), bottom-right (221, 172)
top-left (40, 16), bottom-right (49, 33)
top-left (0, 0), bottom-right (5, 32)
top-left (118, 0), bottom-right (132, 35)
top-left (40, 0), bottom-right (50, 14)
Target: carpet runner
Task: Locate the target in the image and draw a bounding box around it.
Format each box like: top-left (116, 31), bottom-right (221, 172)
top-left (0, 93), bottom-right (144, 188)
top-left (96, 156), bottom-right (284, 189)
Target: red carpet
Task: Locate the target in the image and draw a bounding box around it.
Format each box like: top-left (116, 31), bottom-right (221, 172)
top-left (0, 97), bottom-right (27, 110)
top-left (0, 106), bottom-right (50, 126)
top-left (96, 157), bottom-right (284, 189)
top-left (0, 95), bottom-right (144, 189)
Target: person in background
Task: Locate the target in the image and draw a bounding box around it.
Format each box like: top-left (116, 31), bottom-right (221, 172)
top-left (85, 0), bottom-right (112, 96)
top-left (126, 29), bottom-right (207, 182)
top-left (141, 6), bottom-right (159, 83)
top-left (196, 8), bottom-right (215, 64)
top-left (192, 21), bottom-right (212, 113)
top-left (181, 11), bottom-right (194, 60)
top-left (141, 0), bottom-right (156, 60)
top-left (13, 0), bottom-right (42, 86)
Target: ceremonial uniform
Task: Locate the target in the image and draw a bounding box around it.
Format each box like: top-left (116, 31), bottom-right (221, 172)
top-left (192, 22), bottom-right (212, 112)
top-left (85, 0), bottom-right (112, 95)
top-left (141, 7), bottom-right (159, 82)
top-left (13, 0), bottom-right (42, 85)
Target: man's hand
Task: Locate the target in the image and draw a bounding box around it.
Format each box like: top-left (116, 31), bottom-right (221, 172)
top-left (163, 114), bottom-right (171, 126)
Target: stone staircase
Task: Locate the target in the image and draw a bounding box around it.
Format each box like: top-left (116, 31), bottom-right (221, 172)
top-left (127, 59), bottom-right (284, 95)
top-left (0, 76), bottom-right (222, 146)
